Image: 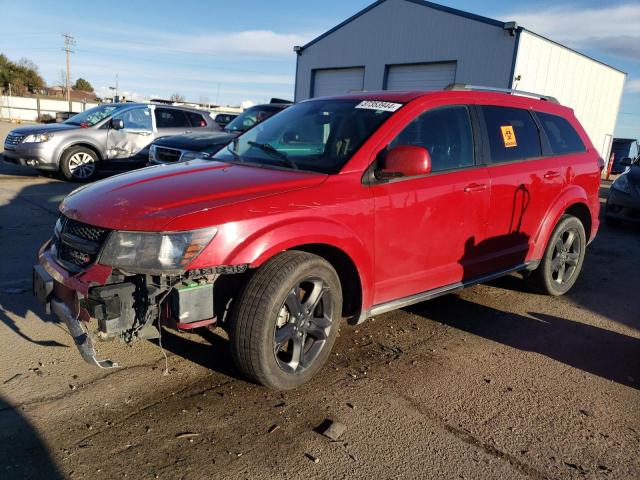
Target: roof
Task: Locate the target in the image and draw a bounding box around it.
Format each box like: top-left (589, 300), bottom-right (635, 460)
top-left (298, 0), bottom-right (625, 75)
top-left (300, 0), bottom-right (506, 51)
top-left (302, 90), bottom-right (573, 114)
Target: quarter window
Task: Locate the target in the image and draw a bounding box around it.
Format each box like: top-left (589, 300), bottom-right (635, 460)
top-left (536, 111), bottom-right (586, 155)
top-left (155, 108), bottom-right (190, 128)
top-left (186, 111), bottom-right (207, 128)
top-left (389, 105), bottom-right (474, 173)
top-left (481, 106), bottom-right (542, 163)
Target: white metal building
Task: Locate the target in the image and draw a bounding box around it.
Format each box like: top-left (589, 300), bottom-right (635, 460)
top-left (293, 0), bottom-right (626, 159)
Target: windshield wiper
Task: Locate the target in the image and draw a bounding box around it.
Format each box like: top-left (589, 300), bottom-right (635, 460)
top-left (248, 141), bottom-right (298, 170)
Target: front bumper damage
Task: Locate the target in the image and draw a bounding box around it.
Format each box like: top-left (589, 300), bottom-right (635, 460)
top-left (33, 240), bottom-right (223, 369)
top-left (34, 240), bottom-right (119, 368)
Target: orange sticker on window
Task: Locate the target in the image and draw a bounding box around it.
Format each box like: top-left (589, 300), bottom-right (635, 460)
top-left (500, 125), bottom-right (517, 148)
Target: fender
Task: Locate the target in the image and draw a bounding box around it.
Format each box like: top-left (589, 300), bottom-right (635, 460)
top-left (531, 185), bottom-right (592, 260)
top-left (191, 217), bottom-right (375, 313)
top-left (55, 138), bottom-right (105, 164)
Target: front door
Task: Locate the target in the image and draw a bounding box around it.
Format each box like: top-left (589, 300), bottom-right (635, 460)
top-left (372, 105), bottom-right (491, 305)
top-left (106, 106), bottom-right (153, 166)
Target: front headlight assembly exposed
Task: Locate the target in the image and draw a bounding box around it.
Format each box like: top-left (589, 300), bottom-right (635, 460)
top-left (99, 227), bottom-right (217, 273)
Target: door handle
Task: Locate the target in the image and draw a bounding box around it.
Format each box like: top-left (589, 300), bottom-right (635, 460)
top-left (184, 130), bottom-right (192, 134)
top-left (464, 183), bottom-right (488, 193)
top-left (543, 170), bottom-right (560, 179)
top-left (126, 130), bottom-right (152, 136)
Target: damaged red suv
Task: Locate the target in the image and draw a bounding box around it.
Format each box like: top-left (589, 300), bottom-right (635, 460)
top-left (33, 86), bottom-right (601, 389)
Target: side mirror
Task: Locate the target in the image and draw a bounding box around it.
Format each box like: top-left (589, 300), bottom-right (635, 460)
top-left (282, 131), bottom-right (299, 144)
top-left (110, 118), bottom-right (124, 130)
top-left (378, 145), bottom-right (431, 179)
top-left (620, 157), bottom-right (632, 167)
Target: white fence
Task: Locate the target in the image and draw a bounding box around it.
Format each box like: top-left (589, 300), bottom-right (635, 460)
top-left (0, 95), bottom-right (99, 122)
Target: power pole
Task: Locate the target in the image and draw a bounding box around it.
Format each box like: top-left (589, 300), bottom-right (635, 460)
top-left (62, 33), bottom-right (75, 111)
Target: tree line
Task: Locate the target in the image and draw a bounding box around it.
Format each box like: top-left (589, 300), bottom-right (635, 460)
top-left (1, 53), bottom-right (93, 96)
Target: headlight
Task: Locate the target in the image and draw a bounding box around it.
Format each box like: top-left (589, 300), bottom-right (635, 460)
top-left (23, 132), bottom-right (53, 143)
top-left (181, 151), bottom-right (210, 162)
top-left (612, 174), bottom-right (631, 195)
top-left (99, 227), bottom-right (217, 273)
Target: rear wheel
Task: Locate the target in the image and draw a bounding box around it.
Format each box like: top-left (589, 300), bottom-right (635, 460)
top-left (229, 251), bottom-right (342, 390)
top-left (526, 215), bottom-right (586, 296)
top-left (60, 146), bottom-right (98, 181)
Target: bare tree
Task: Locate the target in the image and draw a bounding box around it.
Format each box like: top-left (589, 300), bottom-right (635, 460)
top-left (170, 93), bottom-right (185, 103)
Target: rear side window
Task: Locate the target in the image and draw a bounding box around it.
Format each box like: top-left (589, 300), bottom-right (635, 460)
top-left (390, 105), bottom-right (474, 172)
top-left (186, 111), bottom-right (207, 128)
top-left (155, 108), bottom-right (190, 128)
top-left (481, 106), bottom-right (541, 163)
top-left (536, 111), bottom-right (586, 155)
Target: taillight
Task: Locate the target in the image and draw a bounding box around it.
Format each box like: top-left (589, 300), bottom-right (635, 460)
top-left (200, 120), bottom-right (206, 127)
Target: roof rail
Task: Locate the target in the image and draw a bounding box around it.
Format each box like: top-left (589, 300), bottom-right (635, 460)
top-left (444, 84), bottom-right (559, 104)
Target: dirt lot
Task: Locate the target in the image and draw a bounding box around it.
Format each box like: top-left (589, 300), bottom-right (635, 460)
top-left (0, 145), bottom-right (638, 479)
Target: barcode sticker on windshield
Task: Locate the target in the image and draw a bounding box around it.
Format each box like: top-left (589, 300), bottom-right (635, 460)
top-left (355, 101), bottom-right (403, 112)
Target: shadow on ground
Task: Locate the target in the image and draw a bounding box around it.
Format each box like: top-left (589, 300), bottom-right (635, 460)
top-left (0, 396), bottom-right (63, 479)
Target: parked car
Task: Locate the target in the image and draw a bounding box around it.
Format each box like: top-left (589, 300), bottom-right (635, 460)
top-left (148, 101), bottom-right (291, 165)
top-left (33, 87), bottom-right (601, 390)
top-left (3, 103), bottom-right (218, 181)
top-left (214, 113), bottom-right (238, 127)
top-left (605, 155), bottom-right (640, 226)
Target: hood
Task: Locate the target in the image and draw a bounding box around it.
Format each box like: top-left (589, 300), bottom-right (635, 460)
top-left (60, 160), bottom-right (327, 231)
top-left (153, 131), bottom-right (237, 151)
top-left (9, 123), bottom-right (79, 135)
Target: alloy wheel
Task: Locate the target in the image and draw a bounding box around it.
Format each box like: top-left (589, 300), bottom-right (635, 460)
top-left (67, 152), bottom-right (96, 179)
top-left (273, 277), bottom-right (333, 374)
top-left (551, 227), bottom-right (581, 285)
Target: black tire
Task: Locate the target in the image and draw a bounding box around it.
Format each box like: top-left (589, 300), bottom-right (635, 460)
top-left (526, 215), bottom-right (586, 296)
top-left (229, 251), bottom-right (342, 390)
top-left (60, 146), bottom-right (99, 181)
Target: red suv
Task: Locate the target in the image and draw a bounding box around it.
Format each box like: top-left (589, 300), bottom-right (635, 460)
top-left (33, 87), bottom-right (601, 389)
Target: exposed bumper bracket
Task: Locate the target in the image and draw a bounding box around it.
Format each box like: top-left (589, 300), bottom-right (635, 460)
top-left (51, 298), bottom-right (119, 369)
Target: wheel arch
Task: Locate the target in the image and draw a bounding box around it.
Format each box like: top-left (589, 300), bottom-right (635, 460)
top-left (290, 243), bottom-right (363, 322)
top-left (564, 202), bottom-right (592, 242)
top-left (59, 142), bottom-right (104, 166)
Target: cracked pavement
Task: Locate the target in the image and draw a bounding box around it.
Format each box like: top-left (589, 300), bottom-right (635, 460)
top-left (0, 131), bottom-right (638, 479)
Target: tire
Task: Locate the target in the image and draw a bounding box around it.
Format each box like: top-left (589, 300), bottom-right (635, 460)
top-left (60, 146), bottom-right (99, 181)
top-left (229, 251), bottom-right (342, 390)
top-left (526, 215), bottom-right (586, 296)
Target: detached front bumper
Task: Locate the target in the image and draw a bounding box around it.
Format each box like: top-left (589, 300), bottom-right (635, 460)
top-left (33, 240), bottom-right (117, 368)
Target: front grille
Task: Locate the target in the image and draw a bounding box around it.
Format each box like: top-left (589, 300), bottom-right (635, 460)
top-left (5, 133), bottom-right (25, 146)
top-left (54, 215), bottom-right (111, 271)
top-left (154, 146), bottom-right (183, 163)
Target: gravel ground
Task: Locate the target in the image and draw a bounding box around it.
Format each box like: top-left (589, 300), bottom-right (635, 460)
top-left (0, 151), bottom-right (638, 480)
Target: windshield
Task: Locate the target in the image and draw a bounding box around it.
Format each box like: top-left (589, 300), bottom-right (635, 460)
top-left (213, 100), bottom-right (401, 173)
top-left (224, 106), bottom-right (281, 133)
top-left (64, 104), bottom-right (126, 127)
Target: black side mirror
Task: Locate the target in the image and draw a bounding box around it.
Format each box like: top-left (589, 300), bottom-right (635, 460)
top-left (110, 118), bottom-right (124, 130)
top-left (282, 131), bottom-right (299, 144)
top-left (620, 157), bottom-right (632, 167)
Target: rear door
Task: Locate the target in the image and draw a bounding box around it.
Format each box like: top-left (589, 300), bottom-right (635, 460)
top-left (154, 107), bottom-right (194, 137)
top-left (372, 104), bottom-right (491, 305)
top-left (479, 105), bottom-right (564, 270)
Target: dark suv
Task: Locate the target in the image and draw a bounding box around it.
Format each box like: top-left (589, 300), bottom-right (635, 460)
top-left (148, 101), bottom-right (291, 165)
top-left (33, 86), bottom-right (600, 389)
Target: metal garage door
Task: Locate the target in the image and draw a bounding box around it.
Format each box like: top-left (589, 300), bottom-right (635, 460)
top-left (312, 68), bottom-right (365, 98)
top-left (386, 62), bottom-right (456, 91)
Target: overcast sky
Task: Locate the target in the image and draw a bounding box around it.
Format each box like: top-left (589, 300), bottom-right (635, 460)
top-left (0, 0), bottom-right (637, 138)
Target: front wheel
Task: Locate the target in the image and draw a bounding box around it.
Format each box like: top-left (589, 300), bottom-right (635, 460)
top-left (526, 215), bottom-right (586, 296)
top-left (60, 146), bottom-right (99, 181)
top-left (229, 251), bottom-right (342, 390)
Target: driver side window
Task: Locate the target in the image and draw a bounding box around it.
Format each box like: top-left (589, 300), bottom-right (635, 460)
top-left (113, 107), bottom-right (152, 130)
top-left (389, 105), bottom-right (474, 173)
